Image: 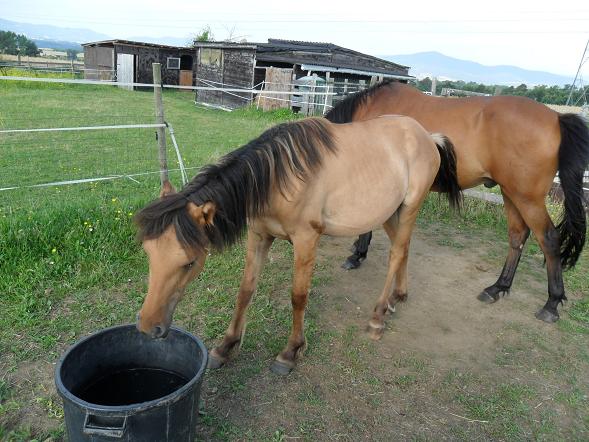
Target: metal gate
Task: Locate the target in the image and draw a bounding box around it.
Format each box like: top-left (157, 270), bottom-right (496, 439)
top-left (116, 53), bottom-right (134, 90)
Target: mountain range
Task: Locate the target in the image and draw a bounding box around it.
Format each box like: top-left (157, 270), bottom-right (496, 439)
top-left (1, 18), bottom-right (575, 86)
top-left (383, 52), bottom-right (574, 87)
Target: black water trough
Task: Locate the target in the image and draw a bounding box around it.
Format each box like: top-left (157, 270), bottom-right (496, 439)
top-left (55, 324), bottom-right (207, 442)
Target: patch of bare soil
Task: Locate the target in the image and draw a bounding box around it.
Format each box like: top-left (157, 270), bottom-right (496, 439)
top-left (200, 227), bottom-right (588, 441)
top-left (2, 359), bottom-right (62, 437)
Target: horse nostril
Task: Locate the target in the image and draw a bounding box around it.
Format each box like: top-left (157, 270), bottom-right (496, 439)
top-left (153, 325), bottom-right (164, 338)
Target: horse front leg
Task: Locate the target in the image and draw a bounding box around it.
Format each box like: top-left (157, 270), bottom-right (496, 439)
top-left (208, 229), bottom-right (274, 369)
top-left (478, 193), bottom-right (530, 303)
top-left (270, 232), bottom-right (320, 375)
top-left (342, 231), bottom-right (373, 270)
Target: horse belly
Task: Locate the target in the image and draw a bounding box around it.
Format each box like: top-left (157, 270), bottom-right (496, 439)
top-left (322, 174), bottom-right (406, 237)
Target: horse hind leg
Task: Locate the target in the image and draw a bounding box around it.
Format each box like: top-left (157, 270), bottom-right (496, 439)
top-left (478, 193), bottom-right (530, 303)
top-left (342, 231), bottom-right (373, 270)
top-left (383, 214), bottom-right (409, 313)
top-left (368, 206), bottom-right (418, 340)
top-left (512, 196), bottom-right (565, 322)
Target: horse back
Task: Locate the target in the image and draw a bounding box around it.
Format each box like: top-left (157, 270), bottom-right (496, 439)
top-left (362, 84), bottom-right (561, 190)
top-left (315, 117), bottom-right (439, 235)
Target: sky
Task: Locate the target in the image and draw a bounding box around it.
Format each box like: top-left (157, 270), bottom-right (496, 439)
top-left (1, 0), bottom-right (588, 77)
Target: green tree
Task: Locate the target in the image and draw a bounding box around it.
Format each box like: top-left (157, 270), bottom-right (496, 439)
top-left (0, 30), bottom-right (18, 54)
top-left (416, 77), bottom-right (432, 92)
top-left (66, 49), bottom-right (78, 60)
top-left (0, 31), bottom-right (39, 56)
top-left (193, 26), bottom-right (214, 43)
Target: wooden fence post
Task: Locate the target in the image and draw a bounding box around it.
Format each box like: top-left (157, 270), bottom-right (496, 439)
top-left (153, 63), bottom-right (169, 186)
top-left (309, 75), bottom-right (317, 116)
top-left (324, 78), bottom-right (334, 115)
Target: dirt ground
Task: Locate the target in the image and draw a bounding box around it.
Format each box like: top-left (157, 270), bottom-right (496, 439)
top-left (199, 226), bottom-right (588, 441)
top-left (5, 223), bottom-right (586, 441)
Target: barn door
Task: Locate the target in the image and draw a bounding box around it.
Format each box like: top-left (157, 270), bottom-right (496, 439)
top-left (116, 53), bottom-right (134, 90)
top-left (179, 70), bottom-right (193, 89)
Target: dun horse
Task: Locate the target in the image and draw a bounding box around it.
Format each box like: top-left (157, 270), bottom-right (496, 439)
top-left (327, 81), bottom-right (589, 323)
top-left (135, 116), bottom-right (461, 374)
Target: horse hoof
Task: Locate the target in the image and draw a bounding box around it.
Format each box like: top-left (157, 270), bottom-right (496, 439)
top-left (270, 360), bottom-right (294, 375)
top-left (206, 352), bottom-right (226, 369)
top-left (369, 328), bottom-right (384, 341)
top-left (367, 322), bottom-right (384, 341)
top-left (477, 290), bottom-right (499, 304)
top-left (535, 308), bottom-right (559, 323)
top-left (342, 258), bottom-right (361, 270)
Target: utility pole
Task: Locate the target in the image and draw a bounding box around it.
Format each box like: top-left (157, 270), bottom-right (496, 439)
top-left (566, 39), bottom-right (589, 106)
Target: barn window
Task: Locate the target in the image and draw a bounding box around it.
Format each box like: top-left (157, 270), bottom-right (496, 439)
top-left (167, 57), bottom-right (181, 70)
top-left (200, 49), bottom-right (222, 67)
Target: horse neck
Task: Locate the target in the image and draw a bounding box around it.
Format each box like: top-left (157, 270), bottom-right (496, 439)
top-left (357, 84), bottom-right (423, 121)
top-left (183, 154), bottom-right (270, 249)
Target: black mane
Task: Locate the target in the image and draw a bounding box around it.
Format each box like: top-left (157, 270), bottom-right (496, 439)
top-left (325, 79), bottom-right (397, 124)
top-left (136, 118), bottom-right (336, 251)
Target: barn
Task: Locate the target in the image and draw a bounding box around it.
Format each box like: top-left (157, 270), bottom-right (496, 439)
top-left (254, 39), bottom-right (412, 84)
top-left (83, 38), bottom-right (413, 110)
top-left (82, 40), bottom-right (198, 88)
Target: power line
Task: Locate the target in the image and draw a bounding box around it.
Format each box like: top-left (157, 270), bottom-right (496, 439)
top-left (4, 13), bottom-right (589, 26)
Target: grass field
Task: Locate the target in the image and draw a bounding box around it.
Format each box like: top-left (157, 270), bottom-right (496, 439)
top-left (0, 79), bottom-right (588, 441)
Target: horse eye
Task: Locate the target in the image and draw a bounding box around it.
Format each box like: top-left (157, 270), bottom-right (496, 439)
top-left (184, 260), bottom-right (196, 270)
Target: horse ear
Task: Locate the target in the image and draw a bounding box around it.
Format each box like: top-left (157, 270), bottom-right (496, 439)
top-left (160, 180), bottom-right (176, 198)
top-left (186, 201), bottom-right (216, 227)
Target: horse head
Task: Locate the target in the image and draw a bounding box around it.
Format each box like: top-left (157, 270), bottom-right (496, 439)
top-left (136, 181), bottom-right (216, 338)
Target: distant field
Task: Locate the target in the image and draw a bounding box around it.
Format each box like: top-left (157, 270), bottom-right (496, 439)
top-left (0, 54), bottom-right (83, 65)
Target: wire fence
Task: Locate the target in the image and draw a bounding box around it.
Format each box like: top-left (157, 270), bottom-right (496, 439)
top-left (1, 66), bottom-right (341, 212)
top-left (1, 68), bottom-right (586, 217)
top-left (0, 70), bottom-right (194, 213)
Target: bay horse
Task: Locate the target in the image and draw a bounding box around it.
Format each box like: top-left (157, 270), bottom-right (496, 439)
top-left (135, 116), bottom-right (462, 374)
top-left (326, 81), bottom-right (589, 323)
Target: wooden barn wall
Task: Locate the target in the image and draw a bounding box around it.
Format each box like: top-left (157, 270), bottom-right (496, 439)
top-left (113, 44), bottom-right (197, 85)
top-left (83, 46), bottom-right (114, 80)
top-left (222, 49), bottom-right (255, 108)
top-left (196, 48), bottom-right (224, 106)
top-left (195, 48), bottom-right (255, 109)
top-left (114, 44), bottom-right (156, 84)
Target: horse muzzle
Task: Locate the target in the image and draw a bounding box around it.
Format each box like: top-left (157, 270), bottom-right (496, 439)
top-left (136, 312), bottom-right (170, 339)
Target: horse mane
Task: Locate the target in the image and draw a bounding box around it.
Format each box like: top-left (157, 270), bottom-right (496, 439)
top-left (325, 79), bottom-right (397, 123)
top-left (135, 118), bottom-right (337, 251)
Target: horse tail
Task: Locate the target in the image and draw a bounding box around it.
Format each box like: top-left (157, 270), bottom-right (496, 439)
top-left (556, 113), bottom-right (589, 270)
top-left (431, 133), bottom-right (463, 211)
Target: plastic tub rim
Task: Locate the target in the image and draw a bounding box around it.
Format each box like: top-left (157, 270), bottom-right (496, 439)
top-left (54, 323), bottom-right (208, 414)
